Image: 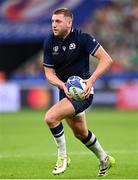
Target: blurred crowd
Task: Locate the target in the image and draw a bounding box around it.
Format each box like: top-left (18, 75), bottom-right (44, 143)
top-left (9, 52), bottom-right (45, 82)
top-left (84, 0), bottom-right (138, 73)
top-left (5, 0), bottom-right (138, 86)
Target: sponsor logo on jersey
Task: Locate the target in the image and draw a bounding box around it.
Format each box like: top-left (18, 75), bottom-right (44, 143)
top-left (52, 46), bottom-right (59, 55)
top-left (53, 46), bottom-right (58, 52)
top-left (62, 46), bottom-right (66, 51)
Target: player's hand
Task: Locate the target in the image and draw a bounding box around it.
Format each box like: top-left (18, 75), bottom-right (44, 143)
top-left (83, 78), bottom-right (93, 98)
top-left (62, 83), bottom-right (72, 99)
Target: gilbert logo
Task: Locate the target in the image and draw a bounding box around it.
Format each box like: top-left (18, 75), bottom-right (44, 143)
top-left (69, 43), bottom-right (76, 50)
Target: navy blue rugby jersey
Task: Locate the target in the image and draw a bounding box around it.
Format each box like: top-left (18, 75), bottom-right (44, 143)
top-left (43, 29), bottom-right (100, 82)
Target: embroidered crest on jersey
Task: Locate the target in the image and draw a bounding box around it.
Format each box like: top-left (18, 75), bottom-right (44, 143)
top-left (69, 43), bottom-right (76, 50)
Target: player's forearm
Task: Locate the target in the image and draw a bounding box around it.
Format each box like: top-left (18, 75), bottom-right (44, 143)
top-left (90, 46), bottom-right (113, 84)
top-left (44, 67), bottom-right (65, 89)
top-left (90, 56), bottom-right (113, 84)
top-left (46, 74), bottom-right (65, 89)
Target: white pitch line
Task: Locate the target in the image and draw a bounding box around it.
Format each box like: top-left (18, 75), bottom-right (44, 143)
top-left (2, 179), bottom-right (138, 180)
top-left (0, 149), bottom-right (138, 158)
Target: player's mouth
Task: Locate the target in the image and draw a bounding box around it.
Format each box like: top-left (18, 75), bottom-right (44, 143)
top-left (53, 29), bottom-right (58, 33)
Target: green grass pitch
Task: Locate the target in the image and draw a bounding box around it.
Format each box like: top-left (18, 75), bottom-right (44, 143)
top-left (0, 108), bottom-right (138, 179)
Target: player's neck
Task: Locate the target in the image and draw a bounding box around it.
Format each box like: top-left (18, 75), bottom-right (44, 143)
top-left (59, 28), bottom-right (73, 41)
top-left (64, 28), bottom-right (72, 39)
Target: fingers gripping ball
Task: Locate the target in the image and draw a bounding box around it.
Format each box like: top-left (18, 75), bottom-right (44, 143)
top-left (66, 76), bottom-right (86, 101)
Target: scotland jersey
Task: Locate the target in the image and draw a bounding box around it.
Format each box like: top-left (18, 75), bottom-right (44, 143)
top-left (43, 29), bottom-right (100, 82)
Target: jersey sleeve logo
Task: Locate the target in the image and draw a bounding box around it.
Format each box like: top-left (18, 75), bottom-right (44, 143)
top-left (69, 43), bottom-right (76, 50)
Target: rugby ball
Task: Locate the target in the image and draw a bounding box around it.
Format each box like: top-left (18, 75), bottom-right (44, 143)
top-left (66, 76), bottom-right (86, 101)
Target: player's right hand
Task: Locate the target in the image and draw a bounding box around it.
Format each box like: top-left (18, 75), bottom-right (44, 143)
top-left (62, 83), bottom-right (72, 99)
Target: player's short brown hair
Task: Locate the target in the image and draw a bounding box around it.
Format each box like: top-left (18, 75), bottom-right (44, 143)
top-left (53, 8), bottom-right (73, 20)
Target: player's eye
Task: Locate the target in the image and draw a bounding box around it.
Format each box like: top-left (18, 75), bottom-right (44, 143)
top-left (56, 20), bottom-right (62, 23)
top-left (51, 19), bottom-right (61, 24)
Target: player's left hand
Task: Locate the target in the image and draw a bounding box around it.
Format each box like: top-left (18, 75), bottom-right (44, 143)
top-left (83, 78), bottom-right (93, 98)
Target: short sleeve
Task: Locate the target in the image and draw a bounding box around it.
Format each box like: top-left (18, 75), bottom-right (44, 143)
top-left (80, 33), bottom-right (100, 56)
top-left (43, 37), bottom-right (54, 68)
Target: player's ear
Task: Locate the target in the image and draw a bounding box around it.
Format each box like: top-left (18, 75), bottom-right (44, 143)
top-left (67, 19), bottom-right (72, 28)
top-left (66, 17), bottom-right (72, 27)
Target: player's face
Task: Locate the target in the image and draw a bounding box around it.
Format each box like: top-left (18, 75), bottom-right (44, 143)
top-left (52, 14), bottom-right (72, 38)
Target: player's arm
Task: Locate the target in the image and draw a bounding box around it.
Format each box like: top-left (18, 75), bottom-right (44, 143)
top-left (84, 46), bottom-right (113, 97)
top-left (43, 38), bottom-right (69, 95)
top-left (91, 45), bottom-right (113, 83)
top-left (44, 67), bottom-right (65, 89)
top-left (44, 67), bottom-right (71, 97)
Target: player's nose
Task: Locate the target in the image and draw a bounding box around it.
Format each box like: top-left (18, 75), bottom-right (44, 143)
top-left (52, 21), bottom-right (57, 28)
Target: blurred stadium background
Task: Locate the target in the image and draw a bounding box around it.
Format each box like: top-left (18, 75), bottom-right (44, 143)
top-left (0, 0), bottom-right (138, 112)
top-left (0, 0), bottom-right (138, 179)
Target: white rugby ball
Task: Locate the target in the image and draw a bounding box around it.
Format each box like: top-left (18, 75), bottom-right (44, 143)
top-left (66, 76), bottom-right (86, 101)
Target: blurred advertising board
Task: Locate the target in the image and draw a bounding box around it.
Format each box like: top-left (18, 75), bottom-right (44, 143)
top-left (117, 82), bottom-right (138, 110)
top-left (0, 83), bottom-right (20, 112)
top-left (20, 86), bottom-right (58, 110)
top-left (20, 86), bottom-right (117, 109)
top-left (93, 90), bottom-right (116, 107)
top-left (4, 82), bottom-right (138, 112)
